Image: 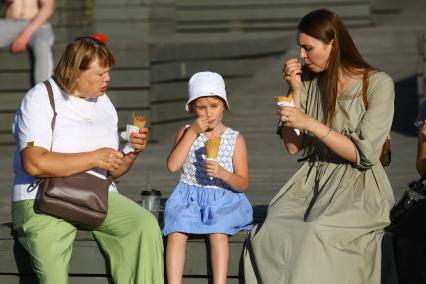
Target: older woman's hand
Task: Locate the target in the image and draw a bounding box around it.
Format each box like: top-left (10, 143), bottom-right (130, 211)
top-left (130, 127), bottom-right (149, 154)
top-left (94, 148), bottom-right (124, 171)
top-left (278, 106), bottom-right (311, 131)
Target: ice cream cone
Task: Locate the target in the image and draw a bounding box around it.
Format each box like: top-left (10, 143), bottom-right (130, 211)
top-left (132, 113), bottom-right (147, 129)
top-left (275, 95), bottom-right (301, 136)
top-left (204, 136), bottom-right (221, 160)
top-left (275, 95), bottom-right (293, 104)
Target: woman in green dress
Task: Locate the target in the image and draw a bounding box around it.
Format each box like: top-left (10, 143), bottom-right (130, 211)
top-left (244, 9), bottom-right (394, 284)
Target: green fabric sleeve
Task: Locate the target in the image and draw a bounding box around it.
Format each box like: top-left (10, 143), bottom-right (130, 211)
top-left (346, 72), bottom-right (395, 169)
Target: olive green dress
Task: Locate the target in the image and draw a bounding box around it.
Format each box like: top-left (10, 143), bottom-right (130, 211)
top-left (244, 71), bottom-right (395, 284)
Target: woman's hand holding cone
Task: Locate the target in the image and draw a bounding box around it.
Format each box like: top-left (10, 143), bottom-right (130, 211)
top-left (130, 128), bottom-right (149, 153)
top-left (278, 105), bottom-right (311, 131)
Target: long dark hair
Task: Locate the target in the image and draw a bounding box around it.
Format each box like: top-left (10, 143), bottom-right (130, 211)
top-left (298, 9), bottom-right (374, 126)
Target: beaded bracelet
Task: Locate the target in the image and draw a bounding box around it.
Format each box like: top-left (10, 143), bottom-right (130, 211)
top-left (320, 128), bottom-right (332, 141)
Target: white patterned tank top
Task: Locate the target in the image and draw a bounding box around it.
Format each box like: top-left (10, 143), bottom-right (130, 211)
top-left (180, 127), bottom-right (238, 190)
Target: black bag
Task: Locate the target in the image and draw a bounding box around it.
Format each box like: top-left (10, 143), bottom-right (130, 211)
top-left (390, 175), bottom-right (426, 284)
top-left (389, 174), bottom-right (426, 225)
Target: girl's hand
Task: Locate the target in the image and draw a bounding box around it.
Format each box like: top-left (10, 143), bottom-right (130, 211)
top-left (278, 106), bottom-right (311, 130)
top-left (205, 159), bottom-right (226, 180)
top-left (190, 116), bottom-right (208, 134)
top-left (93, 148), bottom-right (124, 171)
top-left (130, 127), bottom-right (149, 153)
top-left (283, 58), bottom-right (302, 94)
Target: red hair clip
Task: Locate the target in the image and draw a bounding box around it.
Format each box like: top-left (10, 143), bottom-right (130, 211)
top-left (91, 33), bottom-right (108, 44)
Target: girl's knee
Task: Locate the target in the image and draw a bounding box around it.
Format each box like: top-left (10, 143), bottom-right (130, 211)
top-left (209, 233), bottom-right (229, 242)
top-left (167, 232), bottom-right (189, 244)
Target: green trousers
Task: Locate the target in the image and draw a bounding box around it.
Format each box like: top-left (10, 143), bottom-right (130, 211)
top-left (12, 192), bottom-right (164, 284)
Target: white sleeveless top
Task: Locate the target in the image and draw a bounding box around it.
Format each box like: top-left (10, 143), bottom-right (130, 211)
top-left (180, 127), bottom-right (238, 190)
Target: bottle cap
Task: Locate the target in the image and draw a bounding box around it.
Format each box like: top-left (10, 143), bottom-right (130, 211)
top-left (141, 189), bottom-right (161, 196)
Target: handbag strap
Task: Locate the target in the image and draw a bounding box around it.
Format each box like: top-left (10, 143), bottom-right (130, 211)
top-left (43, 80), bottom-right (57, 150)
top-left (28, 80), bottom-right (57, 191)
top-left (418, 173), bottom-right (426, 184)
top-left (409, 173), bottom-right (426, 192)
top-left (42, 79), bottom-right (116, 184)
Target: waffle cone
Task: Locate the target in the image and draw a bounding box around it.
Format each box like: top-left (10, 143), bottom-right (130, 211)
top-left (274, 95), bottom-right (293, 103)
top-left (132, 113), bottom-right (147, 129)
top-left (204, 136), bottom-right (221, 160)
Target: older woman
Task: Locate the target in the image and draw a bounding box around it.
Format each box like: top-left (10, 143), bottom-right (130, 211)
top-left (245, 9), bottom-right (395, 284)
top-left (11, 37), bottom-right (164, 284)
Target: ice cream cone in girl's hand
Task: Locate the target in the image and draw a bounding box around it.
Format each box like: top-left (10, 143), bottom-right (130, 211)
top-left (132, 113), bottom-right (147, 129)
top-left (204, 136), bottom-right (221, 161)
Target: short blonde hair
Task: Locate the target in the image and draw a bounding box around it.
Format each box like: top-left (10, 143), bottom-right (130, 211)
top-left (54, 37), bottom-right (115, 93)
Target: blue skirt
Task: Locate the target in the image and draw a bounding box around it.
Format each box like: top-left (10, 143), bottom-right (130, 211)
top-left (162, 182), bottom-right (253, 236)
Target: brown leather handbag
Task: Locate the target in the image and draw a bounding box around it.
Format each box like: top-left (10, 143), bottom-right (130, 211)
top-left (35, 80), bottom-right (112, 227)
top-left (362, 71), bottom-right (392, 166)
top-left (37, 172), bottom-right (111, 227)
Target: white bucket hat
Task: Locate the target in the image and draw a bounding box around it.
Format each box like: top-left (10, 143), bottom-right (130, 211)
top-left (185, 71), bottom-right (230, 112)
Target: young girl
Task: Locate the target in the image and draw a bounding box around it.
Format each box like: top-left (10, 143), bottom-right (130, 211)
top-left (163, 71), bottom-right (253, 284)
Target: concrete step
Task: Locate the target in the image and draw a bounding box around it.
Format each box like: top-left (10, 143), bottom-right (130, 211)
top-left (0, 219), bottom-right (255, 282)
top-left (177, 0), bottom-right (372, 32)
